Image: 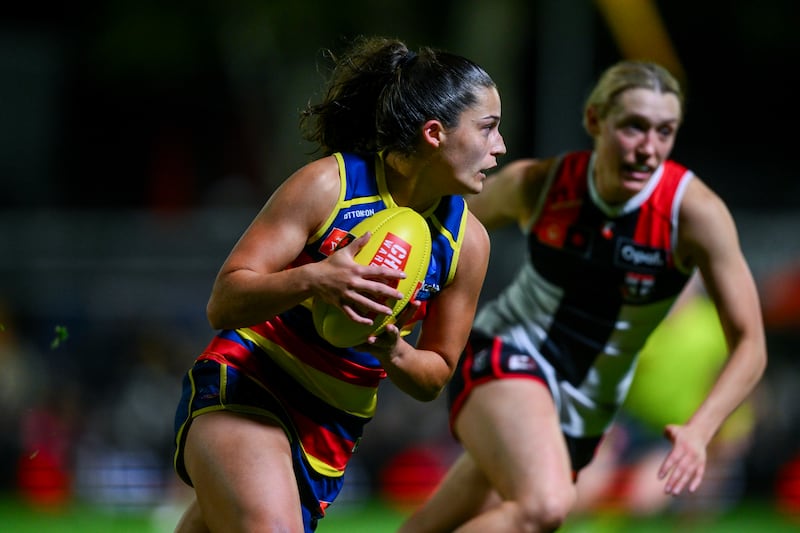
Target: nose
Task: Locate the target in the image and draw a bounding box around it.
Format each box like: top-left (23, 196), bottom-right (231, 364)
top-left (637, 130), bottom-right (656, 157)
top-left (494, 131), bottom-right (507, 156)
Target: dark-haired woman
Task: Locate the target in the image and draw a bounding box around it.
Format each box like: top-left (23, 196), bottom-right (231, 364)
top-left (172, 36), bottom-right (505, 532)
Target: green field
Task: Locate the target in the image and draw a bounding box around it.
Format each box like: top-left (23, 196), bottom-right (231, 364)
top-left (2, 497), bottom-right (799, 532)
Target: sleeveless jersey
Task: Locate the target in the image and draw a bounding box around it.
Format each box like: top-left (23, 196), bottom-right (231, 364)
top-left (473, 150), bottom-right (694, 437)
top-left (199, 151), bottom-right (468, 476)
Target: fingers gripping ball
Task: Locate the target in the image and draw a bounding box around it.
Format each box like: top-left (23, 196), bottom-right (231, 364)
top-left (313, 207), bottom-right (432, 348)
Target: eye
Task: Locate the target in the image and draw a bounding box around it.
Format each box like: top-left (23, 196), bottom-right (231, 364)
top-left (621, 123), bottom-right (645, 135)
top-left (479, 120), bottom-right (500, 137)
top-left (658, 126), bottom-right (675, 138)
top-left (618, 116), bottom-right (646, 132)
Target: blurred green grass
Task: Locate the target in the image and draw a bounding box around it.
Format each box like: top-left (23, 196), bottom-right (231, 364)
top-left (1, 496), bottom-right (799, 532)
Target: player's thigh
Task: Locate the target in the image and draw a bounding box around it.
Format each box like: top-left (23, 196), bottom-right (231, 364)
top-left (183, 411), bottom-right (302, 531)
top-left (455, 378), bottom-right (573, 501)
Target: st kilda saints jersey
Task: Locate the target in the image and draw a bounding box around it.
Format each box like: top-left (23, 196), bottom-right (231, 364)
top-left (473, 150), bottom-right (695, 437)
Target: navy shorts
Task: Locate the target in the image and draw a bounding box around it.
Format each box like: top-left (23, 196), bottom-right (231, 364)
top-left (173, 357), bottom-right (343, 532)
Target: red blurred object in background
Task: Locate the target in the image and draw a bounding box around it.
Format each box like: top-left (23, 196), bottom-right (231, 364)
top-left (776, 452), bottom-right (800, 520)
top-left (379, 445), bottom-right (449, 509)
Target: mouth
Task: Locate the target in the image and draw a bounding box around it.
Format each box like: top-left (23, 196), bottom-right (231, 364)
top-left (478, 162), bottom-right (497, 180)
top-left (622, 162), bottom-right (653, 180)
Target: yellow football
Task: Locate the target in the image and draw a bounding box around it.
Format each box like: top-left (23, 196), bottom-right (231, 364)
top-left (312, 207), bottom-right (432, 348)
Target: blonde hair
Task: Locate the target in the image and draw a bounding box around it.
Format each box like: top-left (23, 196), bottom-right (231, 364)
top-left (582, 60), bottom-right (684, 134)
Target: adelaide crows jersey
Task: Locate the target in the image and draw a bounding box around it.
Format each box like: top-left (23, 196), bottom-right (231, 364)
top-left (196, 151), bottom-right (468, 477)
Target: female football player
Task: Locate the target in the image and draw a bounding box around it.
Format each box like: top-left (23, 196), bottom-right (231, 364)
top-left (399, 59), bottom-right (766, 532)
top-left (171, 36), bottom-right (505, 532)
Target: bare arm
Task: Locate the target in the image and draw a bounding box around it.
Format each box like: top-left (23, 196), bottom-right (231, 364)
top-left (467, 158), bottom-right (554, 230)
top-left (659, 177), bottom-right (767, 494)
top-left (206, 156), bottom-right (407, 330)
top-left (366, 211), bottom-right (491, 401)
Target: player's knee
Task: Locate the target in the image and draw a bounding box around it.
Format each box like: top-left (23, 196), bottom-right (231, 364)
top-left (516, 486), bottom-right (576, 532)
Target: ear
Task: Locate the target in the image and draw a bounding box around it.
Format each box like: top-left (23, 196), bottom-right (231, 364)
top-left (421, 119), bottom-right (444, 148)
top-left (584, 106), bottom-right (601, 136)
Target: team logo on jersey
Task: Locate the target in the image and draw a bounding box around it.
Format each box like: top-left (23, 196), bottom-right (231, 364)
top-left (508, 354), bottom-right (537, 372)
top-left (415, 282), bottom-right (440, 300)
top-left (319, 228), bottom-right (354, 257)
top-left (538, 221), bottom-right (565, 247)
top-left (621, 271), bottom-right (656, 302)
top-left (614, 238), bottom-right (666, 272)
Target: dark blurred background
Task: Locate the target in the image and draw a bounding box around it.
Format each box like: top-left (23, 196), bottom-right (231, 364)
top-left (2, 0), bottom-right (798, 209)
top-left (1, 0), bottom-right (799, 527)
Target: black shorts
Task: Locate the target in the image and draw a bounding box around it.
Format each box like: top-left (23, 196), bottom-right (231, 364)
top-left (447, 331), bottom-right (602, 472)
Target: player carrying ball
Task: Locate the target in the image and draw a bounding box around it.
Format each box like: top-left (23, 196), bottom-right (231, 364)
top-left (171, 35), bottom-right (505, 532)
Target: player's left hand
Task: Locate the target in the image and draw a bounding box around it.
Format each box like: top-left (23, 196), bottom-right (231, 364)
top-left (658, 423), bottom-right (708, 495)
top-left (358, 300), bottom-right (421, 358)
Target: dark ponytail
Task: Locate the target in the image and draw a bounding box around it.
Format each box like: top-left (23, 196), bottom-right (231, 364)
top-left (300, 36), bottom-right (496, 156)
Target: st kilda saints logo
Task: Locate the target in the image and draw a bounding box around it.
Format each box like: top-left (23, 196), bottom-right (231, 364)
top-left (621, 271), bottom-right (656, 302)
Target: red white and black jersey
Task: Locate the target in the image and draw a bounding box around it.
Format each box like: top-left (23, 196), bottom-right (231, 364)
top-left (473, 150), bottom-right (694, 437)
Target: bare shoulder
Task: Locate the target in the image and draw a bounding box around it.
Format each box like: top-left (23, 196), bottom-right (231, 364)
top-left (454, 209), bottom-right (491, 288)
top-left (261, 155), bottom-right (341, 230)
top-left (679, 177), bottom-right (735, 231)
top-left (273, 155), bottom-right (341, 203)
top-left (677, 176), bottom-right (741, 268)
top-left (464, 209), bottom-right (491, 258)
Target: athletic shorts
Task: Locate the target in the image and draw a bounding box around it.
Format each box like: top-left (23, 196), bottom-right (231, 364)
top-left (447, 331), bottom-right (603, 473)
top-left (173, 357), bottom-right (343, 532)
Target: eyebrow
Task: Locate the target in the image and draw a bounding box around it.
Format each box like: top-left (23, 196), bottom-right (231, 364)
top-left (624, 112), bottom-right (679, 125)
